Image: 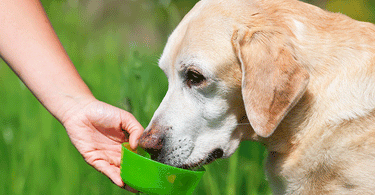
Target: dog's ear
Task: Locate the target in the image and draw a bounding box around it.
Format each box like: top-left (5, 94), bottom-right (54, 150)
top-left (232, 27), bottom-right (309, 137)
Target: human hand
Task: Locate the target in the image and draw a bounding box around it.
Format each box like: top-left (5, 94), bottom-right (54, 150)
top-left (60, 99), bottom-right (144, 192)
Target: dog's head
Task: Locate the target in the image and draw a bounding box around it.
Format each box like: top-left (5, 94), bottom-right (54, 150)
top-left (139, 0), bottom-right (309, 169)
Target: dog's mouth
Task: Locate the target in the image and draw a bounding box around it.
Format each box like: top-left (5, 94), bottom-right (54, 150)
top-left (179, 148), bottom-right (224, 170)
top-left (147, 145), bottom-right (224, 170)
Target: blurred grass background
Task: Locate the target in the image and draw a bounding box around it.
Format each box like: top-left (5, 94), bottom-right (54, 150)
top-left (0, 0), bottom-right (374, 194)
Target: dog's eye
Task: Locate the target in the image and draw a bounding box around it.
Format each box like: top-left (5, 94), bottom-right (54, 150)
top-left (185, 69), bottom-right (206, 88)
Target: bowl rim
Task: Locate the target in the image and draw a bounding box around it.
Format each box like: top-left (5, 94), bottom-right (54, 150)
top-left (122, 142), bottom-right (206, 174)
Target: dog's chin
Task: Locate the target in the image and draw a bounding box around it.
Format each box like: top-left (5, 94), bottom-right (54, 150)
top-left (179, 148), bottom-right (224, 170)
top-left (153, 148), bottom-right (225, 170)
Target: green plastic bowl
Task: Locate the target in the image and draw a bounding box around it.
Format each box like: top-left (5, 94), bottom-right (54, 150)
top-left (120, 143), bottom-right (205, 195)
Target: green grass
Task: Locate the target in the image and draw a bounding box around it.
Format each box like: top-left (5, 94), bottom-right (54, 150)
top-left (4, 0), bottom-right (374, 194)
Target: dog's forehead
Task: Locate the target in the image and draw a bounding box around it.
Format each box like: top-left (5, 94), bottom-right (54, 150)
top-left (159, 0), bottom-right (246, 77)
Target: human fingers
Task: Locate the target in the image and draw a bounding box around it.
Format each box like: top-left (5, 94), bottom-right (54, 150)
top-left (91, 159), bottom-right (124, 187)
top-left (120, 111), bottom-right (144, 150)
top-left (91, 158), bottom-right (138, 193)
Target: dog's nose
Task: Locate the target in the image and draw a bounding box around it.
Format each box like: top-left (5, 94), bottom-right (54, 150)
top-left (138, 127), bottom-right (165, 159)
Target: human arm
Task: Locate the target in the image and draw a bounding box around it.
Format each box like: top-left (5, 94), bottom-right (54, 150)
top-left (0, 0), bottom-right (143, 190)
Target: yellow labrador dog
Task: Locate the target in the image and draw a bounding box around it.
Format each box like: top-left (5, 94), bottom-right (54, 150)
top-left (139, 0), bottom-right (375, 194)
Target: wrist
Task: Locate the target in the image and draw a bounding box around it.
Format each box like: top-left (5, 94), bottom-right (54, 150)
top-left (49, 92), bottom-right (97, 124)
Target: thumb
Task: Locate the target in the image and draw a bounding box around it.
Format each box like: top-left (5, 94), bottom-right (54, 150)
top-left (120, 111), bottom-right (144, 150)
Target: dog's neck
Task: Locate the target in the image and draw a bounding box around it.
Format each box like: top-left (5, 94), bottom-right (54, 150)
top-left (263, 100), bottom-right (375, 194)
